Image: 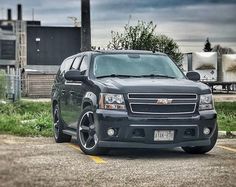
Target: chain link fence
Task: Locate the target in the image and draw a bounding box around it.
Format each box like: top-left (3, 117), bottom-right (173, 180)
top-left (0, 71), bottom-right (6, 100)
top-left (0, 72), bottom-right (54, 101)
top-left (0, 72), bottom-right (21, 101)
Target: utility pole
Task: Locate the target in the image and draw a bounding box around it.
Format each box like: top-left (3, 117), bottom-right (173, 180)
top-left (81, 0), bottom-right (91, 51)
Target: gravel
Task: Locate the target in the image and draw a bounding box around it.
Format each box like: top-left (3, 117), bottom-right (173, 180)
top-left (0, 135), bottom-right (235, 187)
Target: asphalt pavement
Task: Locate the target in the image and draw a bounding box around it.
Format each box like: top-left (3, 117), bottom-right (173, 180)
top-left (0, 135), bottom-right (235, 187)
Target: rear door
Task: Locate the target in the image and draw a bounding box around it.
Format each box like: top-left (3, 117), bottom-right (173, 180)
top-left (59, 57), bottom-right (75, 126)
top-left (69, 55), bottom-right (89, 129)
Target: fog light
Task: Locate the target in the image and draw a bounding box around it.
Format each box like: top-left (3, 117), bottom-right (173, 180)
top-left (203, 127), bottom-right (210, 135)
top-left (107, 128), bottom-right (115, 136)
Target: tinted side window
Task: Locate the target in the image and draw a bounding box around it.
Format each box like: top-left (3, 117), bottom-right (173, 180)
top-left (60, 58), bottom-right (74, 75)
top-left (79, 56), bottom-right (89, 75)
top-left (71, 56), bottom-right (82, 70)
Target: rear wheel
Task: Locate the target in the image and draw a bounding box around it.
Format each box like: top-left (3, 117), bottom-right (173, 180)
top-left (182, 124), bottom-right (218, 154)
top-left (77, 106), bottom-right (108, 155)
top-left (53, 104), bottom-right (72, 143)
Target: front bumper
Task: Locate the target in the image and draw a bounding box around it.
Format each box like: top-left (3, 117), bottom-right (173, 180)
top-left (95, 109), bottom-right (217, 149)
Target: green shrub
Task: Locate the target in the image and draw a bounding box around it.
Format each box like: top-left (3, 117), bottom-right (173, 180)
top-left (0, 101), bottom-right (52, 137)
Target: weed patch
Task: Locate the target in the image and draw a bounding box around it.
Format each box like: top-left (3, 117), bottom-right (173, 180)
top-left (0, 101), bottom-right (235, 137)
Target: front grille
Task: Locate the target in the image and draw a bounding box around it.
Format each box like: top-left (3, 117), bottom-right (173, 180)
top-left (128, 93), bottom-right (197, 114)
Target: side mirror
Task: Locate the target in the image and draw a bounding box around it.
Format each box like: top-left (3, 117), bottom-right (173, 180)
top-left (64, 70), bottom-right (87, 81)
top-left (186, 71), bottom-right (200, 81)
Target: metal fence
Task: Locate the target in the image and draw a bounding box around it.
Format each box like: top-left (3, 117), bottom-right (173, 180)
top-left (0, 73), bottom-right (54, 100)
top-left (0, 74), bottom-right (21, 101)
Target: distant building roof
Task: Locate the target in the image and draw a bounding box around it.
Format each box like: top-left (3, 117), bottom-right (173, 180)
top-left (23, 65), bottom-right (59, 74)
top-left (26, 21), bottom-right (41, 26)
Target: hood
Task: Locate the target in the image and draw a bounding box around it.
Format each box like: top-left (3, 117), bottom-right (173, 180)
top-left (95, 77), bottom-right (211, 94)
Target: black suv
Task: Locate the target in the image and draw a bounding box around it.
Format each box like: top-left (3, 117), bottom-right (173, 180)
top-left (51, 50), bottom-right (217, 155)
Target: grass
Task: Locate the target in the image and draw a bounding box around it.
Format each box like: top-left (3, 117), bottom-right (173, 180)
top-left (0, 101), bottom-right (53, 137)
top-left (0, 101), bottom-right (235, 137)
top-left (215, 102), bottom-right (236, 132)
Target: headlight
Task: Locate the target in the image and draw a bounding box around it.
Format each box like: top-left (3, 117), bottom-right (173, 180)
top-left (99, 93), bottom-right (126, 110)
top-left (199, 94), bottom-right (213, 111)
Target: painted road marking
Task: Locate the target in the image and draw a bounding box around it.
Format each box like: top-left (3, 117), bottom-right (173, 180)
top-left (217, 145), bottom-right (236, 153)
top-left (68, 144), bottom-right (82, 153)
top-left (89, 155), bottom-right (106, 164)
top-left (68, 144), bottom-right (107, 164)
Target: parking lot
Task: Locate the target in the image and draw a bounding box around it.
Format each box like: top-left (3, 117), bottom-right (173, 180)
top-left (0, 135), bottom-right (235, 187)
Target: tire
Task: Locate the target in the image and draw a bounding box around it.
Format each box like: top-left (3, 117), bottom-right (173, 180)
top-left (182, 124), bottom-right (218, 154)
top-left (53, 104), bottom-right (72, 143)
top-left (77, 106), bottom-right (108, 155)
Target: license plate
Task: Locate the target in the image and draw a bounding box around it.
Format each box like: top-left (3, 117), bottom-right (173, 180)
top-left (154, 130), bottom-right (174, 141)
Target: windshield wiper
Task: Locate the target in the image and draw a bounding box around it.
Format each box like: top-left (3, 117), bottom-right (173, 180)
top-left (96, 74), bottom-right (140, 79)
top-left (96, 74), bottom-right (176, 79)
top-left (140, 74), bottom-right (176, 79)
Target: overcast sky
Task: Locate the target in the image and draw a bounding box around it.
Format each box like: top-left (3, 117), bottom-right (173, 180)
top-left (1, 0), bottom-right (236, 52)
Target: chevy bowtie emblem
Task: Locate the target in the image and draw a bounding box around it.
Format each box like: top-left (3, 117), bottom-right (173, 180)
top-left (156, 99), bottom-right (173, 105)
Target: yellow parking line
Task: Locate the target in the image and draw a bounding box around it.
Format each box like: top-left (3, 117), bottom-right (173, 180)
top-left (68, 144), bottom-right (83, 153)
top-left (89, 155), bottom-right (106, 164)
top-left (68, 144), bottom-right (106, 164)
top-left (217, 145), bottom-right (236, 153)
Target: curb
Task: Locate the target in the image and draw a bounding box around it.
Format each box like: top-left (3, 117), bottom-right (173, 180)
top-left (218, 131), bottom-right (236, 138)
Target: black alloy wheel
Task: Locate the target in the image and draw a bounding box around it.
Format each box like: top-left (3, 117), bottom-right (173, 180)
top-left (77, 106), bottom-right (108, 155)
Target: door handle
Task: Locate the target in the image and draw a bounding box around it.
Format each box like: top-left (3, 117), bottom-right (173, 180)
top-left (69, 91), bottom-right (75, 95)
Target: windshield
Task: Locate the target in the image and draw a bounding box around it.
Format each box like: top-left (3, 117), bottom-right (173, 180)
top-left (93, 54), bottom-right (185, 79)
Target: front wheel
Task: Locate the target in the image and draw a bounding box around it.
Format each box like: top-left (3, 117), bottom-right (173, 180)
top-left (77, 106), bottom-right (108, 155)
top-left (182, 124), bottom-right (218, 154)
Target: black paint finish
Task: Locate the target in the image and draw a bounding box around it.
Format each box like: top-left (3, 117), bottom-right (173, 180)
top-left (51, 50), bottom-right (217, 152)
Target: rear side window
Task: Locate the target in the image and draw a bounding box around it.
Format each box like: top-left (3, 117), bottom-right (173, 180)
top-left (71, 56), bottom-right (82, 70)
top-left (79, 56), bottom-right (89, 75)
top-left (60, 58), bottom-right (74, 75)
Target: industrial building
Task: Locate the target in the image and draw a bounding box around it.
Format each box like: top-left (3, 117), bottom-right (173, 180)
top-left (24, 26), bottom-right (81, 97)
top-left (0, 4), bottom-right (81, 97)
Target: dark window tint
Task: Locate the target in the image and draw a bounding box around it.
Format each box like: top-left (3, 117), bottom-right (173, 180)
top-left (79, 56), bottom-right (89, 75)
top-left (93, 54), bottom-right (185, 79)
top-left (71, 56), bottom-right (82, 70)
